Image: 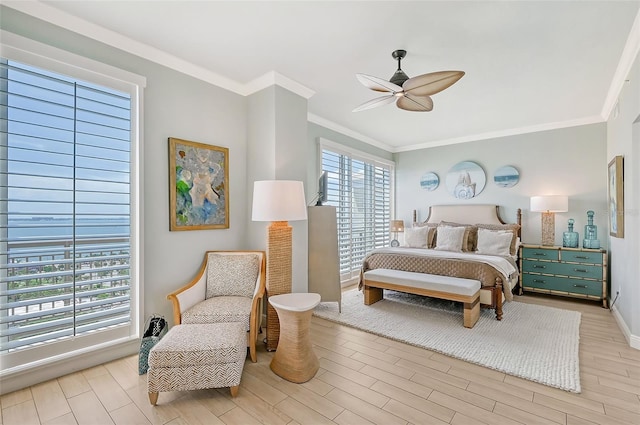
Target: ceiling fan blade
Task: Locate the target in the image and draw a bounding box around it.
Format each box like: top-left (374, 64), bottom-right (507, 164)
top-left (356, 73), bottom-right (403, 93)
top-left (396, 94), bottom-right (433, 112)
top-left (352, 94), bottom-right (397, 112)
top-left (403, 71), bottom-right (465, 96)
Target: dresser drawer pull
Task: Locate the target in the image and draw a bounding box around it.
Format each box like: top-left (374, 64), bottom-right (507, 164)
top-left (532, 265), bottom-right (546, 269)
top-left (533, 279), bottom-right (546, 284)
top-left (575, 256), bottom-right (589, 259)
top-left (573, 284), bottom-right (588, 288)
top-left (533, 253), bottom-right (548, 257)
top-left (573, 268), bottom-right (588, 273)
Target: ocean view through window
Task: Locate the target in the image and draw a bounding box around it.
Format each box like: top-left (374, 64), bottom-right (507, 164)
top-left (1, 48), bottom-right (141, 374)
top-left (319, 140), bottom-right (394, 282)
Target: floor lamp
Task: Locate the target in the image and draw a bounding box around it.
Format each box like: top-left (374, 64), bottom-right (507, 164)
top-left (530, 195), bottom-right (568, 246)
top-left (252, 180), bottom-right (307, 351)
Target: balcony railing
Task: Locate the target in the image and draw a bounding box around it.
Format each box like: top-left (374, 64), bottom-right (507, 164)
top-left (0, 235), bottom-right (131, 352)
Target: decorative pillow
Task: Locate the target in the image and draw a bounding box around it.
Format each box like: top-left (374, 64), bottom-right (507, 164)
top-left (206, 253), bottom-right (260, 299)
top-left (434, 225), bottom-right (466, 252)
top-left (475, 223), bottom-right (521, 255)
top-left (476, 228), bottom-right (513, 256)
top-left (403, 226), bottom-right (431, 248)
top-left (439, 221), bottom-right (477, 252)
top-left (412, 222), bottom-right (438, 247)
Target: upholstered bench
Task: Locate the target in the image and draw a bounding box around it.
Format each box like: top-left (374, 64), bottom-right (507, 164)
top-left (147, 322), bottom-right (246, 405)
top-left (363, 269), bottom-right (481, 328)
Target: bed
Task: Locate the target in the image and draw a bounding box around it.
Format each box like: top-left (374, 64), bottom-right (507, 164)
top-left (359, 204), bottom-right (522, 320)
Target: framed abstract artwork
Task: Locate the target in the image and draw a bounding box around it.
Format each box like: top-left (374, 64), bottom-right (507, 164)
top-left (420, 172), bottom-right (439, 191)
top-left (493, 165), bottom-right (519, 188)
top-left (169, 137), bottom-right (229, 230)
top-left (608, 155), bottom-right (624, 238)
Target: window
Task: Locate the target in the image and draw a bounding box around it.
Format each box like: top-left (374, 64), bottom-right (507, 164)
top-left (320, 140), bottom-right (394, 281)
top-left (0, 40), bottom-right (143, 372)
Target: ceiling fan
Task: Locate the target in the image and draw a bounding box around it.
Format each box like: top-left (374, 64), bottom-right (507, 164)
top-left (353, 49), bottom-right (464, 112)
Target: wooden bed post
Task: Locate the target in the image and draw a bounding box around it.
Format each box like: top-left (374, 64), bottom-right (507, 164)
top-left (495, 277), bottom-right (503, 321)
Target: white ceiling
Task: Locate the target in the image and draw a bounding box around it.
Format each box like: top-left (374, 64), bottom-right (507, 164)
top-left (8, 1), bottom-right (640, 152)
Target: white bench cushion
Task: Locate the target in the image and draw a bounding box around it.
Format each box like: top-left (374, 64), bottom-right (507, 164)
top-left (364, 269), bottom-right (480, 297)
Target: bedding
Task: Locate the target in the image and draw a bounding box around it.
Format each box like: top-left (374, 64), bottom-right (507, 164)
top-left (360, 204), bottom-right (522, 320)
top-left (359, 247), bottom-right (518, 301)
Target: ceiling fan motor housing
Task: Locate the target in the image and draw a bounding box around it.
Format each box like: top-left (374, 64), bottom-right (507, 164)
top-left (390, 49), bottom-right (409, 86)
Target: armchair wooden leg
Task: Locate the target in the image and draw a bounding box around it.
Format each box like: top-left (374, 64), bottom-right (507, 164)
top-left (249, 342), bottom-right (257, 363)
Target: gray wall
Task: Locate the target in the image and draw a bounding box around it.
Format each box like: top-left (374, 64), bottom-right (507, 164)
top-left (607, 48), bottom-right (640, 347)
top-left (395, 124), bottom-right (608, 248)
top-left (307, 122), bottom-right (394, 200)
top-left (247, 86), bottom-right (309, 292)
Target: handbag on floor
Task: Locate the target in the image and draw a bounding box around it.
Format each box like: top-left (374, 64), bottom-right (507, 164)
top-left (138, 314), bottom-right (168, 375)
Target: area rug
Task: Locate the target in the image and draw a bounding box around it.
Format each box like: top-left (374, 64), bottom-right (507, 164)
top-left (313, 289), bottom-right (581, 393)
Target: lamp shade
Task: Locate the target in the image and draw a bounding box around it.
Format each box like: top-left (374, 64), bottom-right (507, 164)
top-left (390, 220), bottom-right (404, 232)
top-left (252, 180), bottom-right (307, 222)
top-left (530, 195), bottom-right (568, 213)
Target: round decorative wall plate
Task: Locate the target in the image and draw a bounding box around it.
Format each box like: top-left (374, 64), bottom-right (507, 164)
top-left (445, 161), bottom-right (486, 199)
top-left (420, 172), bottom-right (439, 191)
top-left (494, 165), bottom-right (519, 188)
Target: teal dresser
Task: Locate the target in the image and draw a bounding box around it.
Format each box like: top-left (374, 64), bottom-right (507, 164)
top-left (519, 244), bottom-right (608, 307)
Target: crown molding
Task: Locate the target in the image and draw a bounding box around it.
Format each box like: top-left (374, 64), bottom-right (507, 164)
top-left (601, 7), bottom-right (640, 120)
top-left (307, 114), bottom-right (394, 152)
top-left (394, 115), bottom-right (605, 153)
top-left (242, 71), bottom-right (315, 99)
top-left (2, 1), bottom-right (314, 98)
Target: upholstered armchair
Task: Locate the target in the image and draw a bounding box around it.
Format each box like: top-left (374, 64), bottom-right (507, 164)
top-left (167, 250), bottom-right (266, 362)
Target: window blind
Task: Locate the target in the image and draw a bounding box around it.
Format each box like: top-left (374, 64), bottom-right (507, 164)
top-left (320, 145), bottom-right (393, 280)
top-left (0, 59), bottom-right (133, 354)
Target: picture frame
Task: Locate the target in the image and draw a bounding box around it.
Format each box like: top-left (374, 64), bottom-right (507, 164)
top-left (169, 137), bottom-right (229, 231)
top-left (608, 155), bottom-right (624, 238)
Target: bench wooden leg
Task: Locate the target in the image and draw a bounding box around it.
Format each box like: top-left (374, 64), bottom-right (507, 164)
top-left (463, 297), bottom-right (480, 328)
top-left (363, 286), bottom-right (383, 305)
top-left (149, 392), bottom-right (158, 405)
top-left (230, 385), bottom-right (239, 397)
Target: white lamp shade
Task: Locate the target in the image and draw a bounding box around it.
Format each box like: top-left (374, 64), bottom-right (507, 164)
top-left (530, 195), bottom-right (568, 213)
top-left (252, 180), bottom-right (307, 222)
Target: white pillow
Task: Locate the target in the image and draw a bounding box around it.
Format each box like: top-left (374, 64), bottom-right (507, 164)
top-left (403, 226), bottom-right (430, 248)
top-left (434, 225), bottom-right (466, 252)
top-left (476, 228), bottom-right (513, 256)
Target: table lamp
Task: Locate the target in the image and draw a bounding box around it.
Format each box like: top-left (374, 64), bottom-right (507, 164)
top-left (390, 220), bottom-right (404, 247)
top-left (530, 195), bottom-right (568, 246)
top-left (252, 180), bottom-right (307, 351)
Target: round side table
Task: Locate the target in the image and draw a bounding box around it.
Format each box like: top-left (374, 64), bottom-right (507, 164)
top-left (268, 292), bottom-right (321, 383)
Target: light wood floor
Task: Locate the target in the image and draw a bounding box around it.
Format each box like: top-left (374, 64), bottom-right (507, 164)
top-left (2, 292), bottom-right (639, 425)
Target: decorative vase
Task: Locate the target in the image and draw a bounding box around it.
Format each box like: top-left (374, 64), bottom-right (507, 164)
top-left (562, 219), bottom-right (579, 248)
top-left (583, 210), bottom-right (600, 249)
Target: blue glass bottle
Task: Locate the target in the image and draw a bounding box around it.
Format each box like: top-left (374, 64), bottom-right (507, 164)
top-left (562, 219), bottom-right (579, 248)
top-left (583, 210), bottom-right (600, 249)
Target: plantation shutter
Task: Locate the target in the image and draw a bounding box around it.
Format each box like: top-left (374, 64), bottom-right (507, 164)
top-left (320, 142), bottom-right (393, 281)
top-left (1, 58), bottom-right (134, 355)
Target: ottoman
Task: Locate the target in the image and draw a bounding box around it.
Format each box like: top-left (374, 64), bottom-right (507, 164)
top-left (147, 322), bottom-right (246, 405)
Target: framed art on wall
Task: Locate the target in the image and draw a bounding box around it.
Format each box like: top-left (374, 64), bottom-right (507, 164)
top-left (608, 155), bottom-right (624, 238)
top-left (420, 172), bottom-right (439, 191)
top-left (493, 165), bottom-right (519, 188)
top-left (445, 161), bottom-right (486, 199)
top-left (169, 137), bottom-right (229, 230)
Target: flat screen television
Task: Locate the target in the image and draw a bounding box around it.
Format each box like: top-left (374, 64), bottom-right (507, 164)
top-left (316, 171), bottom-right (328, 206)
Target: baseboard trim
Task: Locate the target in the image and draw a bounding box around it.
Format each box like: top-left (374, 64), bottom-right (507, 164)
top-left (0, 339), bottom-right (140, 395)
top-left (611, 304), bottom-right (640, 350)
